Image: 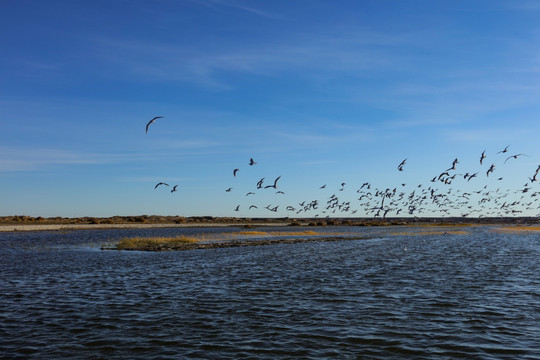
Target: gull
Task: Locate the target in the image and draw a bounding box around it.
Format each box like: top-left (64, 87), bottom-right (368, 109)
top-left (398, 158), bottom-right (407, 171)
top-left (154, 182), bottom-right (169, 189)
top-left (249, 205), bottom-right (258, 209)
top-left (256, 178), bottom-right (265, 189)
top-left (276, 191), bottom-right (285, 194)
top-left (320, 184), bottom-right (326, 189)
top-left (233, 169), bottom-right (239, 177)
top-left (145, 116), bottom-right (163, 133)
top-left (486, 164), bottom-right (495, 177)
top-left (246, 192), bottom-right (255, 196)
top-left (446, 158), bottom-right (459, 171)
top-left (504, 154), bottom-right (529, 163)
top-left (497, 145), bottom-right (510, 154)
top-left (171, 185), bottom-right (178, 193)
top-left (480, 150), bottom-right (486, 165)
top-left (226, 188), bottom-right (232, 192)
top-left (234, 205), bottom-right (240, 211)
top-left (438, 172), bottom-right (449, 181)
top-left (249, 158), bottom-right (257, 166)
top-left (265, 176), bottom-right (281, 189)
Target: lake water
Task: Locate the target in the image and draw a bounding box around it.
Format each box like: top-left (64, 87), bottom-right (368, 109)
top-left (1, 226), bottom-right (539, 359)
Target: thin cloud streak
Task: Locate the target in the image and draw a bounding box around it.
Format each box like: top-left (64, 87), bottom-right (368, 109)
top-left (90, 29), bottom-right (405, 87)
top-left (0, 147), bottom-right (102, 172)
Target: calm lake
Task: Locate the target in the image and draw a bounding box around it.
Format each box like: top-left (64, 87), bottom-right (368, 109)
top-left (1, 225), bottom-right (539, 359)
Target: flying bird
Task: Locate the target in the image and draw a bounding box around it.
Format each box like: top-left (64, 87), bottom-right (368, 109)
top-left (398, 158), bottom-right (407, 171)
top-left (225, 188), bottom-right (232, 192)
top-left (265, 176), bottom-right (281, 189)
top-left (145, 116), bottom-right (163, 133)
top-left (480, 151), bottom-right (486, 165)
top-left (249, 158), bottom-right (257, 166)
top-left (486, 164), bottom-right (495, 177)
top-left (171, 185), bottom-right (178, 193)
top-left (446, 158), bottom-right (459, 171)
top-left (497, 145), bottom-right (510, 154)
top-left (504, 154), bottom-right (529, 163)
top-left (233, 169), bottom-right (239, 177)
top-left (154, 182), bottom-right (169, 189)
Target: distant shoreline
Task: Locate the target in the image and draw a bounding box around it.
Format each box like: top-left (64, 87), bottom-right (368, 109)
top-left (1, 215), bottom-right (539, 232)
top-left (0, 223), bottom-right (290, 232)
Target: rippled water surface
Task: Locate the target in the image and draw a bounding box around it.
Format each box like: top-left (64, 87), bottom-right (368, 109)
top-left (1, 226), bottom-right (539, 359)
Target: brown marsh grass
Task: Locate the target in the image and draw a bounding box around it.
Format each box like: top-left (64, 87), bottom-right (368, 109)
top-left (116, 235), bottom-right (199, 251)
top-left (494, 226), bottom-right (540, 233)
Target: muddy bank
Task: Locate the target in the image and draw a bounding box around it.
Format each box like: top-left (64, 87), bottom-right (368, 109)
top-left (101, 235), bottom-right (369, 252)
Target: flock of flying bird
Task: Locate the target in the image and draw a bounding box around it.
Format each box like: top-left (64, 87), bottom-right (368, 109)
top-left (146, 116), bottom-right (540, 218)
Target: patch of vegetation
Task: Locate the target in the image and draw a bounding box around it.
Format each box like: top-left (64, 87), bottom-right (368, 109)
top-left (494, 226), bottom-right (540, 233)
top-left (116, 236), bottom-right (199, 251)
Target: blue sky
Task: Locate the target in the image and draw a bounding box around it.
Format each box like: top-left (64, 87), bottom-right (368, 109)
top-left (3, 0), bottom-right (540, 218)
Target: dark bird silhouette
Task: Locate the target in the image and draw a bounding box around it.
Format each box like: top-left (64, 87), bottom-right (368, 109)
top-left (504, 154), bottom-right (528, 163)
top-left (497, 145), bottom-right (510, 154)
top-left (480, 150), bottom-right (486, 165)
top-left (320, 184), bottom-right (326, 189)
top-left (154, 182), bottom-right (169, 189)
top-left (446, 158), bottom-right (458, 171)
top-left (146, 116), bottom-right (163, 133)
top-left (398, 158), bottom-right (407, 171)
top-left (171, 185), bottom-right (178, 193)
top-left (487, 164), bottom-right (495, 177)
top-left (265, 176), bottom-right (281, 189)
top-left (226, 188), bottom-right (232, 192)
top-left (249, 158), bottom-right (257, 166)
top-left (233, 169), bottom-right (239, 177)
top-left (276, 191), bottom-right (285, 194)
top-left (249, 205), bottom-right (258, 209)
top-left (246, 192), bottom-right (255, 196)
top-left (256, 178), bottom-right (265, 189)
top-left (234, 205), bottom-right (240, 211)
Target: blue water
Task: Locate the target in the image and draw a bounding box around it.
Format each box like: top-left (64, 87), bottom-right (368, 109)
top-left (1, 226), bottom-right (539, 359)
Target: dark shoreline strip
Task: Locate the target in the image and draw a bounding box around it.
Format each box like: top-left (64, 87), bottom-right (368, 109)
top-left (102, 235), bottom-right (371, 252)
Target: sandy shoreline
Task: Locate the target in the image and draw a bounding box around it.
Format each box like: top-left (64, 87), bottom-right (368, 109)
top-left (0, 223), bottom-right (291, 232)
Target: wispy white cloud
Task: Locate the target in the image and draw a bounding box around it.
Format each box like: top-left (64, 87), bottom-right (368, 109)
top-left (198, 0), bottom-right (282, 19)
top-left (0, 147), bottom-right (103, 172)
top-left (90, 27), bottom-right (404, 88)
top-left (117, 176), bottom-right (194, 183)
